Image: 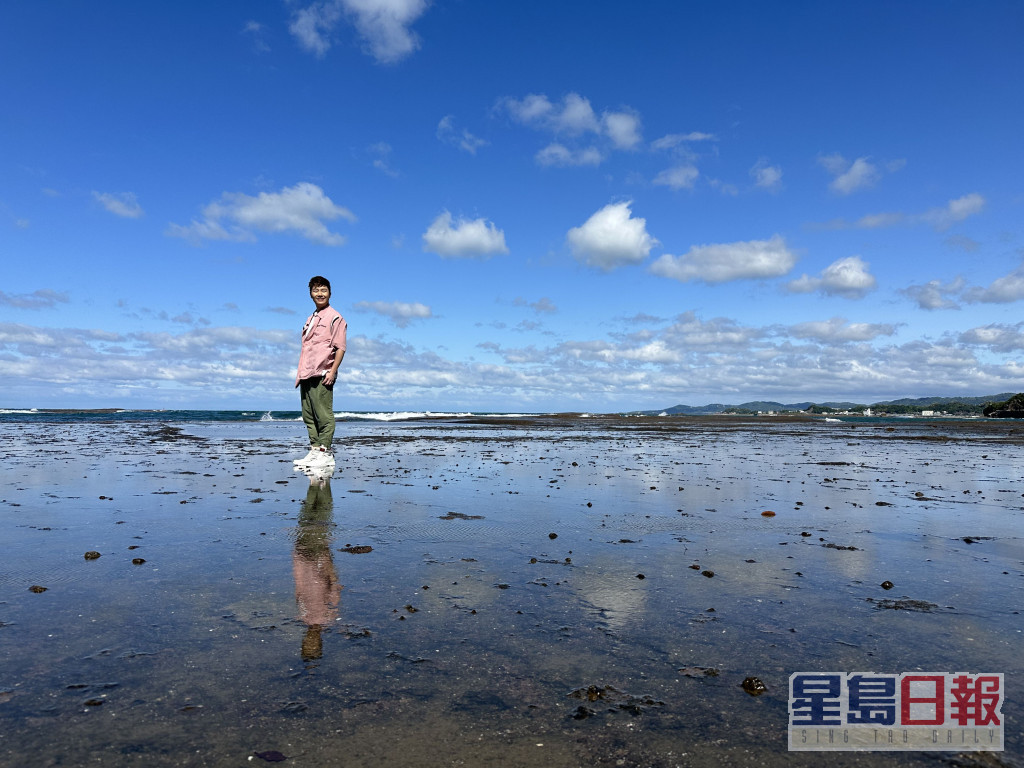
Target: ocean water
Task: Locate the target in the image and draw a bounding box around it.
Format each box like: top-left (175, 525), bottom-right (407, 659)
top-left (0, 409), bottom-right (513, 424)
top-left (1, 414), bottom-right (1021, 766)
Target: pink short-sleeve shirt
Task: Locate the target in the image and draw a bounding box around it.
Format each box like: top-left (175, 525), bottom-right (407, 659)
top-left (295, 306), bottom-right (347, 385)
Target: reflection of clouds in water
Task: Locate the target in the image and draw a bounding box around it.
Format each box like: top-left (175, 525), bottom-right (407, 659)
top-left (570, 556), bottom-right (649, 632)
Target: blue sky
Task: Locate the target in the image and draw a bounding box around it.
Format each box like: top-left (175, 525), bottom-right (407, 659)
top-left (2, 1), bottom-right (1023, 411)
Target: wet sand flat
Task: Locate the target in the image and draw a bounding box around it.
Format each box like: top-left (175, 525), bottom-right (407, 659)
top-left (1, 416), bottom-right (1021, 767)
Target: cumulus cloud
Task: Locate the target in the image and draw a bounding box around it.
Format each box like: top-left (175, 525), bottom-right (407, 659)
top-left (93, 191), bottom-right (144, 219)
top-left (567, 201), bottom-right (657, 272)
top-left (355, 300), bottom-right (433, 328)
top-left (289, 1), bottom-right (343, 57)
top-left (921, 193), bottom-right (986, 231)
top-left (0, 289), bottom-right (70, 310)
top-left (502, 93), bottom-right (599, 134)
top-left (166, 183), bottom-right (355, 246)
top-left (958, 323), bottom-right (1024, 352)
top-left (661, 312), bottom-right (764, 348)
top-left (422, 211), bottom-right (508, 259)
top-left (556, 93), bottom-right (601, 134)
top-left (787, 256), bottom-right (877, 298)
top-left (536, 143), bottom-right (603, 167)
top-left (5, 314), bottom-right (1024, 411)
top-left (290, 0), bottom-right (428, 63)
top-left (500, 92), bottom-right (644, 164)
top-left (650, 235), bottom-right (796, 284)
top-left (786, 317), bottom-right (897, 343)
top-left (750, 159), bottom-right (782, 191)
top-left (436, 115), bottom-right (488, 155)
top-left (652, 165), bottom-right (699, 190)
top-left (602, 110), bottom-right (642, 149)
top-left (963, 261), bottom-right (1024, 304)
top-left (902, 277), bottom-right (966, 310)
top-left (818, 154), bottom-right (880, 194)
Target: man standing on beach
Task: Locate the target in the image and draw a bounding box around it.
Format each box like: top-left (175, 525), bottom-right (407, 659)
top-left (294, 276), bottom-right (347, 469)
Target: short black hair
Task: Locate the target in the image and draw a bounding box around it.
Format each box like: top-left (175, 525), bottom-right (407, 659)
top-left (308, 275), bottom-right (331, 293)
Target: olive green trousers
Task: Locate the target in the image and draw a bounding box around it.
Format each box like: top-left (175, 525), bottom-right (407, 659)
top-left (299, 376), bottom-right (335, 448)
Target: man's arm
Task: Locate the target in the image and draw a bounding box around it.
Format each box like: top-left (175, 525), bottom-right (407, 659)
top-left (323, 350), bottom-right (344, 386)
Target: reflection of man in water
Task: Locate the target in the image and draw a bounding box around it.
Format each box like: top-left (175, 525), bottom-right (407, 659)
top-left (293, 472), bottom-right (342, 661)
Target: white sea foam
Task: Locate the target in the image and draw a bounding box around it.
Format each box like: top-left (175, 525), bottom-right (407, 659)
top-left (0, 408), bottom-right (39, 414)
top-left (334, 411), bottom-right (475, 422)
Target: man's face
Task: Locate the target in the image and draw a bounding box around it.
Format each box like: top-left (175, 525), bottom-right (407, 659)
top-left (310, 285), bottom-right (330, 310)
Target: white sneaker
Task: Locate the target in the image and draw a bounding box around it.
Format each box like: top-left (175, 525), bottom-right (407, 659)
top-left (306, 448), bottom-right (335, 468)
top-left (293, 448), bottom-right (318, 466)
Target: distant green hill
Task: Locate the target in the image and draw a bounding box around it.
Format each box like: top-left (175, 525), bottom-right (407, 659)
top-left (636, 393), bottom-right (1017, 416)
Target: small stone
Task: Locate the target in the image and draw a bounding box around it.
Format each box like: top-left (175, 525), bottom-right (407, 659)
top-left (29, 585), bottom-right (48, 593)
top-left (741, 676), bottom-right (767, 696)
top-left (84, 551), bottom-right (101, 560)
top-left (254, 751), bottom-right (288, 763)
top-left (636, 573), bottom-right (645, 580)
top-left (701, 570), bottom-right (714, 578)
top-left (881, 580), bottom-right (894, 590)
top-left (131, 558), bottom-right (146, 565)
top-left (761, 510), bottom-right (776, 517)
top-left (548, 532), bottom-right (558, 539)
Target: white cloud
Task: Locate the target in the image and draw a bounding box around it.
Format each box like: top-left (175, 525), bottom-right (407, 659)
top-left (651, 132), bottom-right (716, 150)
top-left (787, 317), bottom-right (897, 343)
top-left (567, 201), bottom-right (657, 272)
top-left (819, 154), bottom-right (881, 194)
top-left (536, 143), bottom-right (603, 167)
top-left (514, 297), bottom-right (557, 314)
top-left (344, 0), bottom-right (427, 63)
top-left (0, 289), bottom-right (70, 310)
top-left (815, 193), bottom-right (986, 231)
top-left (436, 115), bottom-right (488, 155)
top-left (652, 165), bottom-right (699, 190)
top-left (708, 178), bottom-right (739, 196)
top-left (369, 141), bottom-right (399, 176)
top-left (958, 323), bottom-right (1024, 352)
top-left (422, 211), bottom-right (508, 259)
top-left (354, 300), bottom-right (433, 327)
top-left (750, 159), bottom-right (782, 191)
top-left (963, 261), bottom-right (1024, 304)
top-left (602, 110), bottom-right (642, 149)
top-left (93, 191), bottom-right (144, 219)
top-left (167, 183), bottom-right (355, 246)
top-left (290, 0), bottom-right (428, 63)
top-left (501, 92), bottom-right (644, 165)
top-left (242, 20), bottom-right (271, 53)
top-left (787, 256), bottom-right (877, 298)
top-left (289, 1), bottom-right (343, 57)
top-left (921, 193), bottom-right (986, 231)
top-left (650, 235), bottom-right (796, 284)
top-left (4, 315), bottom-right (1024, 411)
top-left (503, 92), bottom-right (599, 134)
top-left (854, 211), bottom-right (906, 229)
top-left (501, 93), bottom-right (554, 124)
top-left (902, 277), bottom-right (965, 310)
top-left (553, 93), bottom-right (600, 134)
top-left (661, 312), bottom-right (764, 348)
